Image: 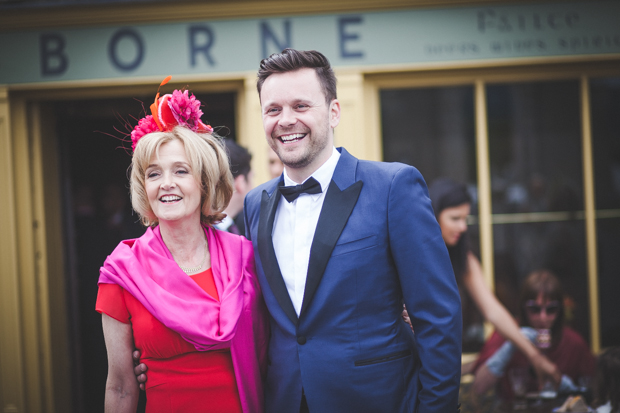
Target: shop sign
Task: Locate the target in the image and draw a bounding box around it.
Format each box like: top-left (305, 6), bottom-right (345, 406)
top-left (1, 0), bottom-right (619, 84)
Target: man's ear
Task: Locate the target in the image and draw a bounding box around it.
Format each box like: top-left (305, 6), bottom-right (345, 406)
top-left (233, 174), bottom-right (246, 193)
top-left (329, 99), bottom-right (341, 129)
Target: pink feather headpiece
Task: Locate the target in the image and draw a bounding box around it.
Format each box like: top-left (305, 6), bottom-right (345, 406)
top-left (130, 76), bottom-right (213, 151)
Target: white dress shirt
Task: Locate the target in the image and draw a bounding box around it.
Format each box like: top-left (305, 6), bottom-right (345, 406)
top-left (272, 147), bottom-right (341, 316)
top-left (214, 214), bottom-right (234, 232)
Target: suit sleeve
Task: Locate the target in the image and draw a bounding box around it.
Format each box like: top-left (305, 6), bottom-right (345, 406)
top-left (387, 166), bottom-right (462, 412)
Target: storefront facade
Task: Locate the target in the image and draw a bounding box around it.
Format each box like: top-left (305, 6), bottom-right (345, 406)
top-left (1, 0), bottom-right (619, 411)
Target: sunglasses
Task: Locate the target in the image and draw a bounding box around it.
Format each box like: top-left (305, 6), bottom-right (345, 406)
top-left (525, 301), bottom-right (560, 316)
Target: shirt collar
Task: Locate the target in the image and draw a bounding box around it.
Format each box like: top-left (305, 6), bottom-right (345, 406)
top-left (282, 147), bottom-right (340, 192)
top-left (214, 214), bottom-right (234, 231)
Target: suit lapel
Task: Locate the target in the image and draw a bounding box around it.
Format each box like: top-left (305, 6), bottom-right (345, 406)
top-left (300, 149), bottom-right (363, 318)
top-left (257, 185), bottom-right (299, 325)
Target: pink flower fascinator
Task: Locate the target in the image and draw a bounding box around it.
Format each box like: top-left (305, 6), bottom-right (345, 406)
top-left (130, 76), bottom-right (213, 151)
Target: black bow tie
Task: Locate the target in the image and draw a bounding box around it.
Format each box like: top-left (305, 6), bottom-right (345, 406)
top-left (279, 177), bottom-right (322, 203)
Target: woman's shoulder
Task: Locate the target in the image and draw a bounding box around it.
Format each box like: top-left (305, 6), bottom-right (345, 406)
top-left (105, 229), bottom-right (152, 263)
top-left (467, 251), bottom-right (481, 265)
top-left (212, 227), bottom-right (254, 260)
top-left (114, 227), bottom-right (153, 250)
top-left (213, 227), bottom-right (251, 245)
top-left (464, 252), bottom-right (483, 278)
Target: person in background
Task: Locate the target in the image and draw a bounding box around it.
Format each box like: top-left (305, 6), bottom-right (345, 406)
top-left (216, 139), bottom-right (253, 235)
top-left (267, 147), bottom-right (283, 179)
top-left (428, 178), bottom-right (561, 386)
top-left (98, 82), bottom-right (268, 413)
top-left (472, 270), bottom-right (595, 400)
top-left (593, 347), bottom-right (620, 413)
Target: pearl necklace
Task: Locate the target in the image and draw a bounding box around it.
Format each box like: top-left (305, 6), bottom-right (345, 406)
top-left (178, 241), bottom-right (208, 274)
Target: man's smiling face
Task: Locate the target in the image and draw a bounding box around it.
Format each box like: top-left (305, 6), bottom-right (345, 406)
top-left (260, 68), bottom-right (340, 182)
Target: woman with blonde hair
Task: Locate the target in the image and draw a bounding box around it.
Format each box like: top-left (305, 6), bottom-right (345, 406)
top-left (97, 79), bottom-right (268, 413)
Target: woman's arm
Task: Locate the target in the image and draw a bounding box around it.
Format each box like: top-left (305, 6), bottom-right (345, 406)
top-left (463, 253), bottom-right (561, 385)
top-left (102, 313), bottom-right (140, 413)
top-left (472, 363), bottom-right (499, 395)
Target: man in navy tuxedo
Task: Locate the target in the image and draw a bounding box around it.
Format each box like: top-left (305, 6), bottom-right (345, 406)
top-left (244, 48), bottom-right (462, 412)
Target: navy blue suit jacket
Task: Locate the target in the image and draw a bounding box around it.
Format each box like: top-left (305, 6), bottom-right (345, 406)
top-left (244, 148), bottom-right (462, 412)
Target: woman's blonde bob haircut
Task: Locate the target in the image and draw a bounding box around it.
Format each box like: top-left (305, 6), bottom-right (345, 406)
top-left (130, 126), bottom-right (233, 227)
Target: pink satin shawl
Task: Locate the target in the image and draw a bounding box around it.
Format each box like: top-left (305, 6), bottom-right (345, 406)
top-left (99, 226), bottom-right (267, 413)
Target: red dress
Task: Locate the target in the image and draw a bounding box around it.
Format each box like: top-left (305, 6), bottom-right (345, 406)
top-left (96, 268), bottom-right (243, 413)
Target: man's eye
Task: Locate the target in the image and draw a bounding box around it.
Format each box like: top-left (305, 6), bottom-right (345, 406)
top-left (267, 108), bottom-right (279, 114)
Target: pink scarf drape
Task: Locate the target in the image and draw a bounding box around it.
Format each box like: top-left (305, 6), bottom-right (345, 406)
top-left (99, 226), bottom-right (267, 413)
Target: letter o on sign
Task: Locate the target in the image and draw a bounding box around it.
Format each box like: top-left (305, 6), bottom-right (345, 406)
top-left (108, 28), bottom-right (144, 71)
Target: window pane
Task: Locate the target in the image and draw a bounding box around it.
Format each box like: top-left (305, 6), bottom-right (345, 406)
top-left (381, 86), bottom-right (476, 186)
top-left (492, 222), bottom-right (589, 342)
top-left (381, 86), bottom-right (482, 351)
top-left (591, 77), bottom-right (620, 347)
top-left (487, 81), bottom-right (583, 214)
top-left (487, 81), bottom-right (589, 342)
top-left (596, 218), bottom-right (620, 347)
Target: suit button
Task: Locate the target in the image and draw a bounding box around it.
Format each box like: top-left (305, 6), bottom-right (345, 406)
top-left (297, 336), bottom-right (306, 345)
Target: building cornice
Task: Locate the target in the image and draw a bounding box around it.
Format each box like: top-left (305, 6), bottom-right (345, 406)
top-left (1, 0), bottom-right (544, 32)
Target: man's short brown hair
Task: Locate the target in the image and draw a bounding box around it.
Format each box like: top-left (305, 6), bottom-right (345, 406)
top-left (257, 48), bottom-right (337, 104)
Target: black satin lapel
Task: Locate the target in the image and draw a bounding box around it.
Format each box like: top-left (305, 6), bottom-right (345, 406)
top-left (300, 180), bottom-right (364, 318)
top-left (257, 189), bottom-right (299, 325)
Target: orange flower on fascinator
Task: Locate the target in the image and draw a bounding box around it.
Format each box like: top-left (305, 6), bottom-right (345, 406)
top-left (131, 76), bottom-right (213, 151)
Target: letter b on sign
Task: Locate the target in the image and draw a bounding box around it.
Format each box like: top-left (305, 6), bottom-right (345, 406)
top-left (40, 33), bottom-right (69, 76)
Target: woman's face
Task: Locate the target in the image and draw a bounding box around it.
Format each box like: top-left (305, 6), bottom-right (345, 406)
top-left (438, 203), bottom-right (471, 247)
top-left (524, 293), bottom-right (560, 330)
top-left (145, 139), bottom-right (202, 225)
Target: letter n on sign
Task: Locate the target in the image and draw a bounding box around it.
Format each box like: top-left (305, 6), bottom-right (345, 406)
top-left (261, 20), bottom-right (291, 59)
